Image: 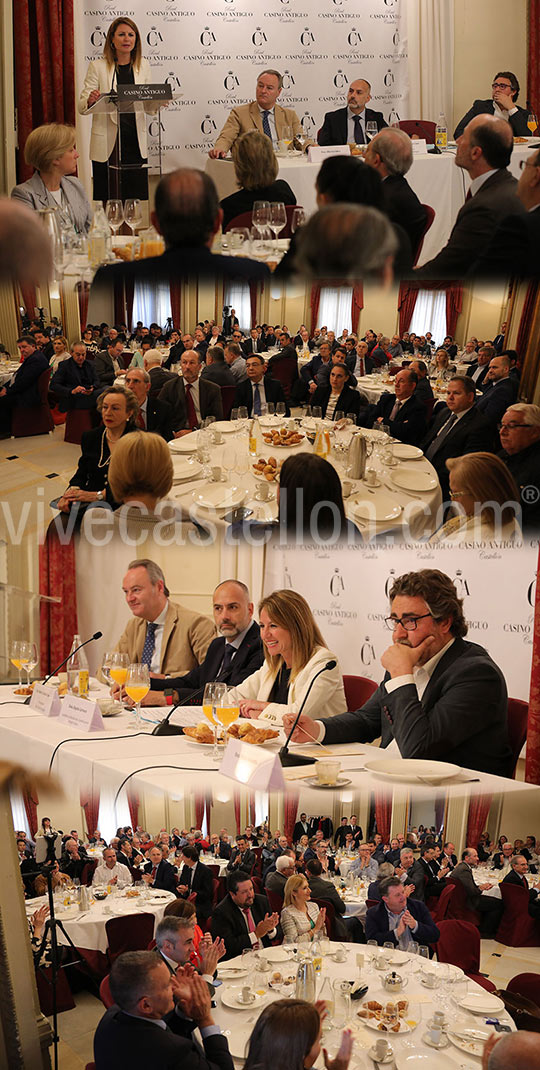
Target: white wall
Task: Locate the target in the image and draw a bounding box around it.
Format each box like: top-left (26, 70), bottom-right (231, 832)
top-left (452, 0), bottom-right (528, 133)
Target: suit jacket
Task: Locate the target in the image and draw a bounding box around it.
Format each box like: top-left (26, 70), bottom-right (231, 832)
top-left (50, 357), bottom-right (101, 409)
top-left (264, 869), bottom-right (287, 895)
top-left (416, 169), bottom-right (524, 280)
top-left (501, 867), bottom-right (538, 903)
top-left (220, 180), bottom-right (296, 231)
top-left (451, 862), bottom-right (484, 910)
top-left (383, 174), bottom-right (427, 261)
top-left (143, 858), bottom-right (178, 895)
top-left (142, 397), bottom-right (174, 442)
top-left (317, 106), bottom-right (387, 146)
top-left (93, 1005), bottom-right (233, 1070)
top-left (213, 101), bottom-right (308, 155)
top-left (321, 637), bottom-right (511, 776)
top-left (293, 820), bottom-right (309, 842)
top-left (476, 377), bottom-right (519, 427)
top-left (498, 440), bottom-right (540, 529)
top-left (158, 376), bottom-right (223, 433)
top-left (200, 363), bottom-right (236, 387)
top-left (467, 362), bottom-right (490, 388)
top-left (211, 892), bottom-right (276, 959)
top-left (366, 898), bottom-right (440, 947)
top-left (310, 383), bottom-right (361, 421)
top-left (234, 376), bottom-right (289, 417)
top-left (242, 336), bottom-right (267, 356)
top-left (149, 366), bottom-right (177, 397)
top-left (419, 404), bottom-right (494, 497)
top-left (468, 204), bottom-right (540, 279)
top-left (406, 860), bottom-right (427, 901)
top-left (114, 600), bottom-right (216, 676)
top-left (11, 171), bottom-right (92, 235)
top-left (93, 350), bottom-right (117, 389)
top-left (152, 622), bottom-right (264, 704)
top-left (78, 57), bottom-right (155, 163)
top-left (454, 99), bottom-right (530, 140)
top-left (178, 861), bottom-right (214, 919)
top-left (366, 392), bottom-right (427, 445)
top-left (92, 247), bottom-right (270, 294)
top-left (4, 350), bottom-right (49, 407)
top-left (226, 848), bottom-right (256, 874)
top-left (306, 874), bottom-right (346, 917)
top-left (414, 377), bottom-right (434, 405)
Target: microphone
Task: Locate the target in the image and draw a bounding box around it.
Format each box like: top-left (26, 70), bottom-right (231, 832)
top-left (152, 683), bottom-right (207, 735)
top-left (279, 660), bottom-right (337, 768)
top-left (24, 631), bottom-right (103, 704)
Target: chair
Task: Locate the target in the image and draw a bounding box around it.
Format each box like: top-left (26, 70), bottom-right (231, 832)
top-left (212, 878), bottom-right (220, 908)
top-left (446, 878), bottom-right (480, 926)
top-left (430, 883), bottom-right (455, 923)
top-left (251, 875), bottom-right (262, 893)
top-left (11, 368), bottom-right (54, 437)
top-left (495, 883), bottom-right (540, 947)
top-left (64, 408), bottom-right (93, 444)
top-left (398, 120), bottom-right (437, 143)
top-left (507, 973), bottom-right (540, 1006)
top-left (432, 920), bottom-right (496, 992)
top-left (506, 697), bottom-right (528, 778)
top-left (265, 888), bottom-right (284, 913)
top-left (413, 204), bottom-right (436, 266)
top-left (265, 352), bottom-right (298, 401)
top-left (343, 675), bottom-right (378, 713)
top-left (99, 973), bottom-right (114, 1009)
top-left (312, 898), bottom-right (337, 940)
top-left (85, 1064), bottom-right (96, 1070)
top-left (220, 384), bottom-right (237, 420)
top-left (105, 912), bottom-right (155, 964)
top-left (224, 204), bottom-right (302, 240)
top-left (80, 859), bottom-right (98, 887)
top-left (35, 965), bottom-right (76, 1016)
top-left (206, 864), bottom-right (220, 880)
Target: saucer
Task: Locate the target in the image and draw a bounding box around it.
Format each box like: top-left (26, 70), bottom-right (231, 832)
top-left (422, 1032), bottom-right (449, 1049)
top-left (303, 776), bottom-right (352, 789)
top-left (368, 1045), bottom-right (394, 1064)
top-left (362, 478), bottom-right (382, 488)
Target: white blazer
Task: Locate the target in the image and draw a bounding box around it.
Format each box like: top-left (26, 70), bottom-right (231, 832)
top-left (78, 58), bottom-right (154, 163)
top-left (229, 646), bottom-right (345, 724)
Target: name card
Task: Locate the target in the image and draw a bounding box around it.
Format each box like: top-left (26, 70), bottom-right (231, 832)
top-left (58, 695), bottom-right (105, 732)
top-left (411, 139), bottom-right (428, 154)
top-left (308, 144), bottom-right (351, 163)
top-left (220, 738), bottom-right (285, 792)
top-left (30, 683), bottom-right (62, 718)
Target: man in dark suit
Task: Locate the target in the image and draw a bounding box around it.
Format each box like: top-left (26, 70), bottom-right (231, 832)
top-left (365, 128), bottom-right (427, 261)
top-left (242, 328), bottom-right (266, 356)
top-left (93, 950), bottom-right (233, 1070)
top-left (334, 818), bottom-right (352, 849)
top-left (441, 842), bottom-right (458, 870)
top-left (408, 361), bottom-right (434, 406)
top-left (451, 848), bottom-right (504, 936)
top-left (498, 404), bottom-right (540, 530)
top-left (211, 871), bottom-right (279, 960)
top-left (158, 350), bottom-right (222, 434)
top-left (418, 845), bottom-right (449, 898)
top-left (363, 368), bottom-right (427, 445)
top-left (284, 568), bottom-right (511, 777)
top-left (124, 368), bottom-right (174, 441)
top-left (148, 580), bottom-right (263, 706)
top-left (454, 71), bottom-right (531, 139)
top-left (365, 877), bottom-right (440, 947)
top-left (200, 346), bottom-right (236, 387)
top-left (293, 813), bottom-right (310, 843)
top-left (94, 339), bottom-right (124, 390)
top-left (177, 846), bottom-right (214, 922)
top-left (467, 346), bottom-right (494, 388)
top-left (265, 335), bottom-right (299, 398)
top-left (144, 350), bottom-right (176, 397)
top-left (154, 915), bottom-right (225, 989)
top-left (234, 353), bottom-right (289, 416)
top-left (59, 838), bottom-right (88, 882)
top-left (0, 334), bottom-right (50, 433)
top-left (396, 847), bottom-right (426, 901)
top-left (318, 78), bottom-right (387, 146)
top-left (416, 115), bottom-right (523, 280)
top-left (305, 860), bottom-right (364, 942)
top-left (501, 855), bottom-right (540, 919)
top-left (143, 846), bottom-right (178, 895)
top-left (226, 837), bottom-right (256, 875)
top-left (264, 854), bottom-right (295, 896)
top-left (419, 376), bottom-right (494, 500)
top-left (209, 834), bottom-right (232, 860)
top-left (468, 146), bottom-right (540, 278)
top-left (50, 341), bottom-right (101, 412)
top-left (476, 355), bottom-right (519, 430)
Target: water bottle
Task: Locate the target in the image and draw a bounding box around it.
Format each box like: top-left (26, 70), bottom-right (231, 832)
top-left (388, 109), bottom-right (400, 128)
top-left (67, 634), bottom-right (90, 698)
top-left (88, 203), bottom-right (111, 268)
top-left (435, 113), bottom-right (448, 150)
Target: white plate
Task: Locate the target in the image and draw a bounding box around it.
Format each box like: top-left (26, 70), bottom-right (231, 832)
top-left (191, 484), bottom-right (247, 511)
top-left (220, 986), bottom-right (267, 1010)
top-left (169, 432), bottom-right (200, 453)
top-left (447, 1029), bottom-right (492, 1058)
top-left (363, 1015), bottom-right (411, 1035)
top-left (395, 1053), bottom-right (455, 1069)
top-left (265, 946), bottom-right (294, 963)
top-left (349, 491), bottom-right (402, 523)
top-left (422, 961), bottom-right (464, 982)
top-left (218, 966), bottom-right (249, 980)
top-left (227, 1025), bottom-right (253, 1060)
top-left (392, 444), bottom-right (423, 460)
top-left (392, 468), bottom-right (438, 492)
top-left (363, 758), bottom-right (462, 783)
top-left (387, 951), bottom-right (410, 966)
top-left (304, 776), bottom-right (352, 789)
top-left (260, 436), bottom-right (305, 448)
top-left (148, 896), bottom-right (171, 905)
top-left (171, 457), bottom-right (203, 482)
top-left (458, 993), bottom-right (505, 1015)
top-left (56, 906), bottom-right (81, 919)
top-left (210, 421), bottom-right (238, 434)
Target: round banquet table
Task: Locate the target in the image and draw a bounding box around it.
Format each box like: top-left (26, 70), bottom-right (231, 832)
top-left (0, 360), bottom-right (21, 387)
top-left (456, 866), bottom-right (540, 901)
top-left (212, 940), bottom-right (514, 1068)
top-left (200, 854), bottom-right (229, 874)
top-left (25, 887), bottom-right (175, 955)
top-left (356, 371), bottom-right (450, 407)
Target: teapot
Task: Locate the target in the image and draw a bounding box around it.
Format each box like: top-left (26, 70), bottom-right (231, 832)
top-left (383, 970), bottom-right (408, 993)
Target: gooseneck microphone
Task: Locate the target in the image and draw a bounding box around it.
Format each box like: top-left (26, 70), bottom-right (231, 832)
top-left (24, 631), bottom-right (103, 704)
top-left (152, 683), bottom-right (207, 735)
top-left (279, 660), bottom-right (337, 767)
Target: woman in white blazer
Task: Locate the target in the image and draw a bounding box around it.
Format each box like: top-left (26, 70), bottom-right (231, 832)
top-left (78, 17), bottom-right (153, 201)
top-left (280, 874), bottom-right (326, 944)
top-left (229, 589), bottom-right (346, 725)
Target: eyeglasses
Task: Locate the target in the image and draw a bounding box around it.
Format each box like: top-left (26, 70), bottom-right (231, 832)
top-left (383, 613), bottom-right (432, 631)
top-left (449, 490), bottom-right (468, 499)
top-left (492, 81), bottom-right (513, 91)
top-left (519, 159), bottom-right (539, 171)
top-left (498, 421), bottom-right (534, 430)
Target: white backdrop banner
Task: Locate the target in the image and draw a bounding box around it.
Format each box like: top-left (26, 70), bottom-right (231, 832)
top-left (75, 0), bottom-right (410, 179)
top-left (262, 540), bottom-right (539, 702)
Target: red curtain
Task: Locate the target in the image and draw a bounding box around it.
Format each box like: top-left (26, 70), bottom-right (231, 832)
top-left (194, 793), bottom-right (205, 830)
top-left (205, 794), bottom-right (213, 837)
top-left (14, 0), bottom-right (75, 183)
top-left (249, 794), bottom-right (256, 826)
top-left (170, 282), bottom-right (182, 329)
top-left (466, 795), bottom-right (493, 846)
top-left (309, 285), bottom-right (321, 334)
top-left (249, 282), bottom-right (258, 327)
top-left (528, 0), bottom-right (540, 117)
top-left (233, 790), bottom-right (242, 835)
top-left (77, 282), bottom-right (90, 332)
top-left (445, 285), bottom-right (463, 338)
top-left (39, 527), bottom-right (78, 676)
top-left (80, 786), bottom-right (100, 839)
top-left (434, 795), bottom-right (446, 835)
top-left (516, 282), bottom-right (539, 358)
top-left (351, 285), bottom-right (364, 335)
top-left (127, 791), bottom-right (139, 832)
top-left (398, 284), bottom-right (419, 334)
top-left (525, 545), bottom-right (540, 784)
top-left (283, 792), bottom-right (299, 843)
top-left (23, 787), bottom-right (39, 839)
top-left (374, 790), bottom-right (392, 842)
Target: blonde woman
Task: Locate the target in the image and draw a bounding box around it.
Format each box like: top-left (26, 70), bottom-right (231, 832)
top-left (220, 130), bottom-right (296, 230)
top-left (430, 452), bottom-right (522, 544)
top-left (229, 590), bottom-right (345, 725)
top-left (11, 123), bottom-right (92, 234)
top-left (49, 336), bottom-right (70, 373)
top-left (281, 874), bottom-right (326, 944)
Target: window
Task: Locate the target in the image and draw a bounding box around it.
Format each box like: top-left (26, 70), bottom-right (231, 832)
top-left (132, 279), bottom-right (172, 329)
top-left (318, 287), bottom-right (353, 334)
top-left (224, 282), bottom-right (251, 331)
top-left (409, 290), bottom-right (447, 342)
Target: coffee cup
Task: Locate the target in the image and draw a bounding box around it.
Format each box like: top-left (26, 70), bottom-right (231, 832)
top-left (257, 481), bottom-right (270, 501)
top-left (211, 465), bottom-right (223, 482)
top-left (433, 1011), bottom-right (445, 1026)
top-left (341, 479), bottom-right (353, 498)
top-left (429, 1026), bottom-right (442, 1046)
top-left (334, 947), bottom-right (346, 962)
top-left (315, 759), bottom-right (341, 786)
top-left (212, 430), bottom-right (224, 445)
top-left (374, 1039), bottom-right (389, 1060)
top-left (366, 467), bottom-right (378, 486)
top-left (421, 971), bottom-right (439, 989)
top-left (241, 986), bottom-right (254, 1004)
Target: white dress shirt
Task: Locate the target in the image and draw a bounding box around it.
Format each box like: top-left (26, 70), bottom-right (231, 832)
top-left (92, 861), bottom-right (133, 886)
top-left (258, 105), bottom-right (278, 146)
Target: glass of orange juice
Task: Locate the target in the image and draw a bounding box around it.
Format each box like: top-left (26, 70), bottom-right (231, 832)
top-left (125, 663), bottom-right (150, 728)
top-left (10, 640), bottom-right (23, 690)
top-left (109, 652), bottom-right (130, 703)
top-left (203, 681), bottom-right (228, 760)
top-left (215, 689), bottom-right (240, 737)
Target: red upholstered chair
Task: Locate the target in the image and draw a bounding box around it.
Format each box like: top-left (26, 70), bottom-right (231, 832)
top-left (506, 697), bottom-right (528, 778)
top-left (35, 965), bottom-right (76, 1015)
top-left (85, 1064), bottom-right (97, 1070)
top-left (507, 973), bottom-right (540, 1006)
top-left (430, 883), bottom-right (455, 923)
top-left (343, 675), bottom-right (377, 713)
top-left (446, 878), bottom-right (480, 926)
top-left (11, 368), bottom-right (54, 437)
top-left (265, 888), bottom-right (284, 913)
top-left (413, 204), bottom-right (436, 266)
top-left (312, 898), bottom-right (337, 940)
top-left (366, 899), bottom-right (379, 910)
top-left (105, 913), bottom-right (155, 964)
top-left (432, 920), bottom-right (496, 992)
top-left (212, 878), bottom-right (220, 908)
top-left (206, 864), bottom-right (220, 880)
top-left (99, 974), bottom-right (114, 1009)
top-left (64, 408), bottom-right (93, 444)
top-left (220, 384), bottom-right (236, 420)
top-left (398, 120), bottom-right (437, 143)
top-left (495, 882), bottom-right (540, 947)
top-left (265, 351), bottom-right (298, 401)
top-left (80, 859), bottom-right (98, 886)
top-left (224, 204), bottom-right (302, 240)
top-left (251, 875), bottom-right (262, 893)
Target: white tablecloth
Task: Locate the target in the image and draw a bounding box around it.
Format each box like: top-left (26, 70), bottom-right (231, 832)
top-left (0, 361), bottom-right (20, 387)
top-left (25, 888), bottom-right (174, 953)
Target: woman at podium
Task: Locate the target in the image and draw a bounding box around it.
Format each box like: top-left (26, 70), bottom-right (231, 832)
top-left (78, 17), bottom-right (154, 202)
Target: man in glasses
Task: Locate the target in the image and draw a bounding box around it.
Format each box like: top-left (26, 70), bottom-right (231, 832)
top-left (283, 569), bottom-right (511, 776)
top-left (498, 404), bottom-right (540, 529)
top-left (454, 71), bottom-right (530, 139)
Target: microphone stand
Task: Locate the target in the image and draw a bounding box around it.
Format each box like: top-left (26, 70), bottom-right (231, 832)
top-left (279, 660), bottom-right (337, 768)
top-left (24, 631), bottom-right (103, 705)
top-left (152, 683), bottom-right (206, 735)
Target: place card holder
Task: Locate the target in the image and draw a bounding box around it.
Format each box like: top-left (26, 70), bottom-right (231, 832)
top-left (58, 695), bottom-right (105, 732)
top-left (29, 683), bottom-right (62, 718)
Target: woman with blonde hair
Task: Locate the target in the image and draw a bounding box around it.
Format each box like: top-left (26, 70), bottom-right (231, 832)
top-left (49, 336), bottom-right (70, 373)
top-left (281, 874), bottom-right (327, 944)
top-left (11, 123), bottom-right (92, 234)
top-left (229, 589), bottom-right (345, 724)
top-left (220, 130), bottom-right (296, 230)
top-left (430, 451), bottom-right (522, 543)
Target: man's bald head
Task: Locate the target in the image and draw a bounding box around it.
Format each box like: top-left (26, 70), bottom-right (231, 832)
top-left (466, 114), bottom-right (513, 169)
top-left (0, 199), bottom-right (53, 284)
top-left (488, 1032), bottom-right (540, 1070)
top-left (152, 169), bottom-right (221, 248)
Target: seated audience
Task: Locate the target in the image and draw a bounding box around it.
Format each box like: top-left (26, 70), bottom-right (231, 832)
top-left (454, 70), bottom-right (531, 139)
top-left (430, 452), bottom-right (521, 543)
top-left (102, 430), bottom-right (183, 538)
top-left (420, 376), bottom-right (493, 500)
top-left (498, 404), bottom-right (540, 529)
top-left (476, 354), bottom-right (519, 431)
top-left (211, 871), bottom-right (279, 960)
top-left (177, 846), bottom-right (214, 922)
top-left (364, 128), bottom-right (427, 261)
top-left (200, 346), bottom-right (236, 387)
top-left (226, 836), bottom-right (257, 875)
top-left (291, 203), bottom-right (398, 284)
top-left (34, 860), bottom-right (71, 897)
top-left (219, 130), bottom-right (296, 230)
top-left (451, 848), bottom-right (504, 936)
top-left (159, 350), bottom-right (223, 435)
top-left (280, 874), bottom-right (327, 944)
top-left (265, 854), bottom-right (296, 895)
top-left (142, 845), bottom-right (178, 895)
top-left (365, 876), bottom-right (440, 948)
top-left (223, 342), bottom-right (248, 385)
top-left (11, 123), bottom-right (92, 234)
top-left (310, 362), bottom-right (361, 421)
top-left (92, 847), bottom-right (133, 887)
top-left (361, 368), bottom-right (427, 445)
top-left (469, 143), bottom-right (540, 278)
top-left (501, 855), bottom-right (540, 919)
top-left (143, 349), bottom-right (176, 396)
top-left (244, 998), bottom-right (353, 1070)
top-left (122, 368), bottom-right (174, 440)
top-left (235, 354), bottom-right (289, 416)
top-left (0, 334), bottom-right (50, 435)
top-left (60, 838), bottom-right (87, 881)
top-left (367, 862), bottom-right (395, 902)
top-left (50, 340), bottom-right (101, 413)
top-left (154, 914), bottom-right (225, 986)
top-left (350, 844), bottom-right (378, 882)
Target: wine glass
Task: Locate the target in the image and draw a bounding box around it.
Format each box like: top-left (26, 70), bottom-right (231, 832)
top-left (125, 663), bottom-right (150, 729)
top-left (105, 199), bottom-right (124, 237)
top-left (204, 681), bottom-right (227, 760)
top-left (366, 121), bottom-right (378, 141)
top-left (214, 688), bottom-right (239, 739)
top-left (279, 125), bottom-right (293, 154)
top-left (108, 651), bottom-right (130, 703)
top-left (268, 202), bottom-right (287, 252)
top-left (291, 207), bottom-right (306, 233)
top-left (19, 641), bottom-right (38, 689)
top-left (222, 443), bottom-right (237, 483)
top-left (10, 640), bottom-right (23, 690)
top-left (102, 651), bottom-right (122, 710)
top-left (124, 198), bottom-right (143, 234)
top-left (276, 401), bottom-right (286, 421)
top-left (527, 112), bottom-right (538, 135)
top-left (252, 200), bottom-right (270, 238)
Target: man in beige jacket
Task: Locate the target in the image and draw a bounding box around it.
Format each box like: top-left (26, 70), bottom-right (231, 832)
top-left (114, 558), bottom-right (215, 678)
top-left (209, 70), bottom-right (311, 158)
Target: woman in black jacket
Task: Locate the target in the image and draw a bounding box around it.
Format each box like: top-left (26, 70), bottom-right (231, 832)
top-left (310, 363), bottom-right (361, 422)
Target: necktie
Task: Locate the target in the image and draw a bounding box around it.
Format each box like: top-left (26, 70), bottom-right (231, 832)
top-left (424, 414), bottom-right (458, 461)
top-left (141, 621), bottom-right (158, 668)
top-left (151, 865), bottom-right (157, 882)
top-left (243, 907), bottom-right (259, 948)
top-left (356, 356), bottom-right (365, 377)
top-left (465, 189), bottom-right (473, 202)
top-left (353, 115), bottom-right (364, 144)
top-left (185, 383), bottom-right (198, 429)
top-left (220, 643), bottom-right (235, 677)
top-left (137, 409), bottom-right (146, 429)
top-left (389, 399), bottom-right (401, 421)
top-left (262, 110), bottom-right (272, 139)
top-left (253, 384), bottom-right (261, 415)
